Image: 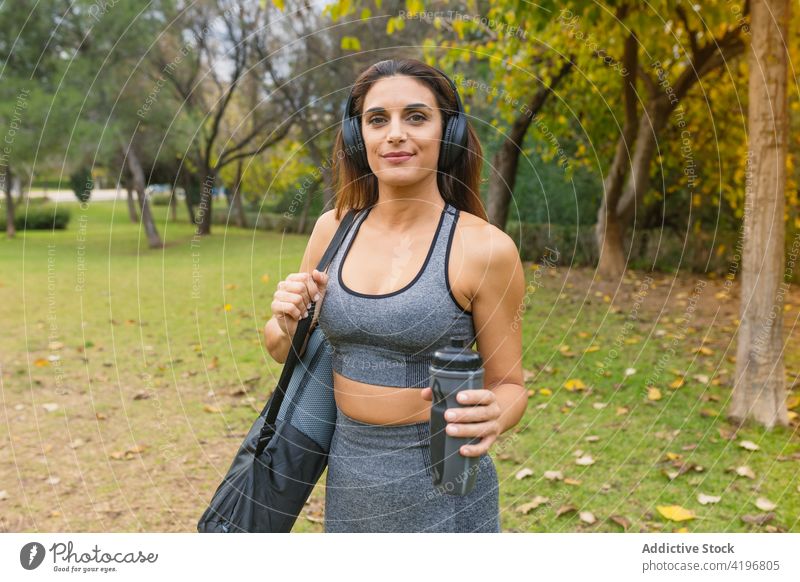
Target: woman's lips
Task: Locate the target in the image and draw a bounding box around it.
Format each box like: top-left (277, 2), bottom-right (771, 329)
top-left (382, 154), bottom-right (414, 164)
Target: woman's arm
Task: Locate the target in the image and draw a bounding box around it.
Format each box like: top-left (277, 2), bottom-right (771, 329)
top-left (421, 224), bottom-right (527, 457)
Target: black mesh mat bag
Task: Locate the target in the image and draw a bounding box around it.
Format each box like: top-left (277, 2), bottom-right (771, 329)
top-left (197, 208), bottom-right (358, 533)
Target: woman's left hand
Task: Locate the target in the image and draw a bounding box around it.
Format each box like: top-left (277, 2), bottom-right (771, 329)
top-left (420, 387), bottom-right (502, 457)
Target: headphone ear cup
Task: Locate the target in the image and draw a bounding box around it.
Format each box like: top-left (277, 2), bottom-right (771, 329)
top-left (343, 115), bottom-right (369, 171)
top-left (354, 121), bottom-right (368, 170)
top-left (439, 112), bottom-right (468, 170)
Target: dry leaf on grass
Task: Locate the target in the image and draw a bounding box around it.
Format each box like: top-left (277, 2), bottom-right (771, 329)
top-left (575, 455), bottom-right (595, 466)
top-left (697, 493), bottom-right (721, 505)
top-left (579, 511), bottom-right (597, 524)
top-left (555, 504), bottom-right (577, 517)
top-left (735, 466), bottom-right (756, 479)
top-left (755, 497), bottom-right (777, 511)
top-left (610, 515), bottom-right (630, 530)
top-left (656, 505), bottom-right (696, 522)
top-left (739, 440), bottom-right (760, 451)
top-left (543, 470), bottom-right (563, 481)
top-left (515, 468), bottom-right (534, 480)
top-left (741, 513), bottom-right (775, 526)
top-left (517, 496), bottom-right (549, 514)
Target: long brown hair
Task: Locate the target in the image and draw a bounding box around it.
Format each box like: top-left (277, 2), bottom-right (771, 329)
top-left (330, 58), bottom-right (487, 221)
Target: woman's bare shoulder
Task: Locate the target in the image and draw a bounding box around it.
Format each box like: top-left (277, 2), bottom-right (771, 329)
top-left (456, 209), bottom-right (519, 274)
top-left (301, 207), bottom-right (353, 272)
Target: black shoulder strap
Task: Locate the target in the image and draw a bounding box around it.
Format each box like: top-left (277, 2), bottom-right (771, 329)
top-left (260, 208), bottom-right (359, 427)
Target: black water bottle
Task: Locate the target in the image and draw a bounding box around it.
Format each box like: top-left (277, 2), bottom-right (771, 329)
top-left (429, 335), bottom-right (484, 496)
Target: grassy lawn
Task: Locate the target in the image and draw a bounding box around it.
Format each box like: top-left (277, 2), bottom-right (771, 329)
top-left (0, 200), bottom-right (798, 532)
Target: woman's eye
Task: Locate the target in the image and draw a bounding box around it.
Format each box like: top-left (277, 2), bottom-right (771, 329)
top-left (367, 114), bottom-right (427, 125)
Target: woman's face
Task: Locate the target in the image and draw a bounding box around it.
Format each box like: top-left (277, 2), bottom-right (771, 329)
top-left (360, 75), bottom-right (444, 186)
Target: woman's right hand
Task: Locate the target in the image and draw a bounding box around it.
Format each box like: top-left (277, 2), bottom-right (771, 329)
top-left (270, 269), bottom-right (329, 338)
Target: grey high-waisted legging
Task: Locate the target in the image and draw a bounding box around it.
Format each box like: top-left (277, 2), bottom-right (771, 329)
top-left (323, 405), bottom-right (501, 533)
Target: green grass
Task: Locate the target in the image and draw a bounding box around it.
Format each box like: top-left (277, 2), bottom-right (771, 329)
top-left (0, 201), bottom-right (797, 532)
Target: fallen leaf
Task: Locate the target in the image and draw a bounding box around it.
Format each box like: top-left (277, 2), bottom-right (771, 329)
top-left (133, 391), bottom-right (151, 400)
top-left (555, 504), bottom-right (577, 517)
top-left (579, 511), bottom-right (597, 524)
top-left (515, 467), bottom-right (534, 480)
top-left (543, 470), bottom-right (563, 481)
top-left (564, 478), bottom-right (582, 486)
top-left (563, 378), bottom-right (587, 391)
top-left (517, 496), bottom-right (549, 514)
top-left (203, 404), bottom-right (222, 414)
top-left (585, 435), bottom-right (600, 442)
top-left (741, 513), bottom-right (775, 526)
top-left (616, 406), bottom-right (629, 415)
top-left (657, 505), bottom-right (696, 522)
top-left (584, 345), bottom-right (600, 353)
top-left (42, 403), bottom-right (59, 413)
top-left (755, 497), bottom-right (777, 511)
top-left (592, 402), bottom-right (607, 410)
top-left (696, 346), bottom-right (714, 356)
top-left (69, 438), bottom-right (86, 449)
top-left (669, 377), bottom-right (685, 389)
top-left (739, 440), bottom-right (760, 451)
top-left (34, 358), bottom-right (49, 367)
top-left (610, 515), bottom-right (630, 530)
top-left (697, 493), bottom-right (721, 505)
top-left (0, 490), bottom-right (8, 501)
top-left (624, 368), bottom-right (637, 377)
top-left (575, 455), bottom-right (595, 466)
top-left (647, 387), bottom-right (662, 401)
top-left (735, 466), bottom-right (756, 479)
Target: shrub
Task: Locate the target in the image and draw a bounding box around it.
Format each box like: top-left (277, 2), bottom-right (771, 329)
top-left (0, 204), bottom-right (71, 230)
top-left (70, 167), bottom-right (94, 203)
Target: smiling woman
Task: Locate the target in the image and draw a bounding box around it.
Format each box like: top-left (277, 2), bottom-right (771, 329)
top-left (265, 58), bottom-right (526, 533)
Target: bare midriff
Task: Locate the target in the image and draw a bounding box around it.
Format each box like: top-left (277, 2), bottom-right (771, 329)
top-left (333, 371), bottom-right (432, 426)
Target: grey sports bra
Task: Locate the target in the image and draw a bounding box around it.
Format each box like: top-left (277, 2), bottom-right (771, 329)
top-left (316, 201), bottom-right (477, 388)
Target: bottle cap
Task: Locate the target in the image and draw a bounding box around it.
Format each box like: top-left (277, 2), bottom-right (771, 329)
top-left (431, 335), bottom-right (482, 371)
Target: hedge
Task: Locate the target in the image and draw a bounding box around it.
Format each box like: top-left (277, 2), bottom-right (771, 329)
top-left (0, 204), bottom-right (71, 230)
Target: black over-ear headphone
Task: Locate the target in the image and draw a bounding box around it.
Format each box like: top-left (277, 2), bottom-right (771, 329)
top-left (341, 63), bottom-right (468, 173)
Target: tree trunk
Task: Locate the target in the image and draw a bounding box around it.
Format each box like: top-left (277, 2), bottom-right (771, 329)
top-left (297, 179), bottom-right (315, 234)
top-left (169, 186), bottom-right (178, 222)
top-left (596, 33), bottom-right (639, 280)
top-left (729, 0), bottom-right (790, 429)
top-left (230, 159), bottom-right (247, 228)
top-left (124, 143), bottom-right (163, 249)
top-left (486, 60), bottom-right (573, 229)
top-left (182, 170), bottom-right (196, 225)
top-left (4, 168), bottom-right (16, 238)
top-left (195, 168), bottom-right (215, 236)
top-left (125, 181), bottom-right (139, 223)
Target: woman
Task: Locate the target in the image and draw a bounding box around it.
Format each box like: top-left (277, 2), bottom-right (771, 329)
top-left (263, 59), bottom-right (526, 532)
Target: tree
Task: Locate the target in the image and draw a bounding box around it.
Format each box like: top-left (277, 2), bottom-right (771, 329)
top-left (729, 0), bottom-right (790, 429)
top-left (153, 0), bottom-right (296, 235)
